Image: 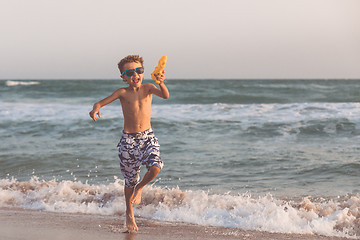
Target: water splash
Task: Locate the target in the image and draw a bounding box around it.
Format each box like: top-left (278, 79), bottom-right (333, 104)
top-left (0, 177), bottom-right (359, 238)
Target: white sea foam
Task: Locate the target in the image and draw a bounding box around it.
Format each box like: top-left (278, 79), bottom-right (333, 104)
top-left (0, 177), bottom-right (359, 238)
top-left (2, 103), bottom-right (92, 122)
top-left (2, 102), bottom-right (360, 123)
top-left (5, 80), bottom-right (40, 86)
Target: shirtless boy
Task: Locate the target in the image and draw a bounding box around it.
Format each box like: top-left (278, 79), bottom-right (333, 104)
top-left (89, 55), bottom-right (169, 232)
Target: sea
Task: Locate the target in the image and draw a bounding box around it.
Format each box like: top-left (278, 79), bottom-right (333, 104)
top-left (1, 79), bottom-right (359, 238)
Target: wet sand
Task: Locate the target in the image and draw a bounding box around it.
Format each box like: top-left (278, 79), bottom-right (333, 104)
top-left (0, 207), bottom-right (351, 240)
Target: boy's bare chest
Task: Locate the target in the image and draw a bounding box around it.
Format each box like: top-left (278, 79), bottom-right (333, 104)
top-left (120, 91), bottom-right (152, 110)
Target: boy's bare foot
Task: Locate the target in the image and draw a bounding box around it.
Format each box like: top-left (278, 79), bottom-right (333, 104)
top-left (126, 214), bottom-right (138, 232)
top-left (131, 185), bottom-right (143, 204)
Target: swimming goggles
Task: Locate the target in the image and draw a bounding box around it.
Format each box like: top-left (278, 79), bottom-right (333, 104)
top-left (122, 67), bottom-right (144, 77)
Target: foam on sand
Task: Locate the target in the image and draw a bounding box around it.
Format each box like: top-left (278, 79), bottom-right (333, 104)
top-left (0, 208), bottom-right (348, 240)
top-left (0, 177), bottom-right (359, 238)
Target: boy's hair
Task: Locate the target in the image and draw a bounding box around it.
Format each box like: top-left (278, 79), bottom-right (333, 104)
top-left (118, 55), bottom-right (144, 74)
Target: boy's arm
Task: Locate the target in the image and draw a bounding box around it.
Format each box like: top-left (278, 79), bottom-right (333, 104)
top-left (149, 71), bottom-right (170, 99)
top-left (89, 89), bottom-right (123, 122)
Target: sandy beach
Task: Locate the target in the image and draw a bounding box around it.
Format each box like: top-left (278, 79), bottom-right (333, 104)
top-left (0, 207), bottom-right (351, 240)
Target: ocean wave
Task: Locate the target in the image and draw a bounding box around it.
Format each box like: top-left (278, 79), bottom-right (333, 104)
top-left (0, 177), bottom-right (359, 238)
top-left (5, 80), bottom-right (40, 86)
top-left (3, 101), bottom-right (359, 122)
top-left (1, 102), bottom-right (359, 140)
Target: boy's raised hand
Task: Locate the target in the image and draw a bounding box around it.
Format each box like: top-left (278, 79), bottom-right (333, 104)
top-left (89, 109), bottom-right (101, 122)
top-left (154, 70), bottom-right (165, 84)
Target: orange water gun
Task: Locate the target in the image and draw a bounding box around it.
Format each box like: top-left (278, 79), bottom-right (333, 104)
top-left (151, 55), bottom-right (167, 84)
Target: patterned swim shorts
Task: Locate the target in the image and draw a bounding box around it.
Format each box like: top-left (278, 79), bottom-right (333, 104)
top-left (117, 128), bottom-right (163, 188)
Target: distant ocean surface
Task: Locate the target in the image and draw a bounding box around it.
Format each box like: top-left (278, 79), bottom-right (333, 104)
top-left (1, 79), bottom-right (360, 238)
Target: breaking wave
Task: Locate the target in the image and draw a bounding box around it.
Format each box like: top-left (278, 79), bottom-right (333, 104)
top-left (5, 80), bottom-right (40, 86)
top-left (0, 177), bottom-right (359, 238)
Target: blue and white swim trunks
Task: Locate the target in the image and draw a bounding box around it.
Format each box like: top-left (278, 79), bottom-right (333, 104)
top-left (117, 128), bottom-right (163, 188)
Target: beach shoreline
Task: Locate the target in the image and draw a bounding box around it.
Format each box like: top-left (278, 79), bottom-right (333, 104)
top-left (0, 207), bottom-right (351, 240)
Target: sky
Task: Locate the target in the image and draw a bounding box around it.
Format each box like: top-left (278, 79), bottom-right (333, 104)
top-left (1, 0), bottom-right (360, 79)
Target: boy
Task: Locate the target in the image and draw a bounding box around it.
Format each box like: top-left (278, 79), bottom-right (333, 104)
top-left (89, 55), bottom-right (169, 232)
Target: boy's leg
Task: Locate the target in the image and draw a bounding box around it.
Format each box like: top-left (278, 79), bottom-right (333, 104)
top-left (131, 166), bottom-right (161, 204)
top-left (118, 133), bottom-right (143, 231)
top-left (124, 186), bottom-right (139, 232)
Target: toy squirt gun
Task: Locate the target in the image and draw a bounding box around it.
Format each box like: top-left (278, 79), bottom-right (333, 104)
top-left (151, 55), bottom-right (167, 84)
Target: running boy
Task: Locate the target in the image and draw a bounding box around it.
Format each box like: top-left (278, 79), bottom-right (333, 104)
top-left (89, 55), bottom-right (169, 232)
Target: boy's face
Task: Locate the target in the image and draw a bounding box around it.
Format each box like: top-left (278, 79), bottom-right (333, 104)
top-left (121, 61), bottom-right (144, 88)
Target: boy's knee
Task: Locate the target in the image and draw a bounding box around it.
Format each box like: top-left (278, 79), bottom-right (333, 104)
top-left (149, 165), bottom-right (161, 173)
